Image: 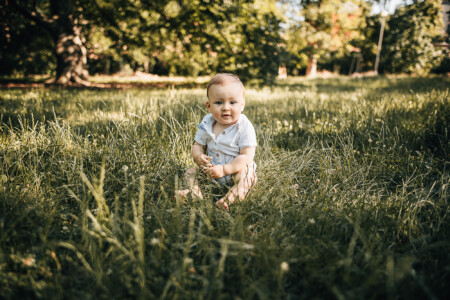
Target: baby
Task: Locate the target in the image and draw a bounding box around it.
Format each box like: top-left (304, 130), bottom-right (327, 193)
top-left (175, 73), bottom-right (257, 211)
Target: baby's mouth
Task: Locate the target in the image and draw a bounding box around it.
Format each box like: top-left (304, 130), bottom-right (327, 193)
top-left (222, 114), bottom-right (231, 118)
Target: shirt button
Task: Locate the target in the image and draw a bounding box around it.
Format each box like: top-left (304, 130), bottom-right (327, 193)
top-left (216, 153), bottom-right (220, 157)
top-left (222, 131), bottom-right (226, 134)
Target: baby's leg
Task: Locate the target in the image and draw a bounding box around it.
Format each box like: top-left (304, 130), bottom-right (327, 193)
top-left (216, 165), bottom-right (257, 211)
top-left (174, 167), bottom-right (203, 200)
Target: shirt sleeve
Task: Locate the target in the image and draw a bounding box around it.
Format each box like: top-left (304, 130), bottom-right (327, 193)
top-left (194, 125), bottom-right (207, 145)
top-left (238, 120), bottom-right (257, 149)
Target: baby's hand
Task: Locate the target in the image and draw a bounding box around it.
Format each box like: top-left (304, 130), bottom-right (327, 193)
top-left (208, 165), bottom-right (225, 179)
top-left (196, 154), bottom-right (212, 168)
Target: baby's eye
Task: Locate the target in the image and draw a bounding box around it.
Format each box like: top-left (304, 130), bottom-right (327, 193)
top-left (215, 101), bottom-right (222, 105)
top-left (230, 101), bottom-right (236, 104)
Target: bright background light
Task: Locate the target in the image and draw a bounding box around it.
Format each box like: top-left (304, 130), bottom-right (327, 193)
top-left (370, 0), bottom-right (414, 15)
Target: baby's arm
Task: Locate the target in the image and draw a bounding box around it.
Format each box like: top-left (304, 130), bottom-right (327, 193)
top-left (192, 142), bottom-right (211, 167)
top-left (209, 147), bottom-right (255, 179)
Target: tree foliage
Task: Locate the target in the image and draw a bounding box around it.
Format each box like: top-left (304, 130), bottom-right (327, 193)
top-left (284, 0), bottom-right (369, 75)
top-left (0, 1), bottom-right (55, 76)
top-left (382, 0), bottom-right (445, 75)
top-left (1, 0), bottom-right (448, 81)
top-left (1, 0), bottom-right (284, 84)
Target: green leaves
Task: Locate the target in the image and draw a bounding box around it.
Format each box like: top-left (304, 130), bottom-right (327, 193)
top-left (284, 0), bottom-right (369, 74)
top-left (382, 0), bottom-right (445, 75)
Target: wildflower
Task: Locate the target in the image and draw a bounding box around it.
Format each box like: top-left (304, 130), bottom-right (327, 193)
top-left (280, 261), bottom-right (289, 273)
top-left (315, 179), bottom-right (320, 183)
top-left (308, 218), bottom-right (315, 224)
top-left (122, 165), bottom-right (129, 172)
top-left (150, 238), bottom-right (160, 246)
top-left (368, 138), bottom-right (373, 143)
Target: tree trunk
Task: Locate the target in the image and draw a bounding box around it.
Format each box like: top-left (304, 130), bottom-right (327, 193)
top-left (54, 30), bottom-right (90, 85)
top-left (306, 55), bottom-right (318, 77)
top-left (11, 0), bottom-right (90, 85)
top-left (47, 0), bottom-right (89, 85)
top-left (144, 58), bottom-right (149, 73)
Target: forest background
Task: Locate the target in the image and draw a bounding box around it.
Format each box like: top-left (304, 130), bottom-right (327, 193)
top-left (1, 0), bottom-right (449, 85)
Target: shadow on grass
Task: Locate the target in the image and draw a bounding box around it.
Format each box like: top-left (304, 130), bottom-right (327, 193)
top-left (276, 76), bottom-right (450, 94)
top-left (0, 80), bottom-right (207, 90)
top-left (0, 75), bottom-right (51, 84)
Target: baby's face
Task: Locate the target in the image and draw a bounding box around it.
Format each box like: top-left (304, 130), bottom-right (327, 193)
top-left (207, 82), bottom-right (245, 127)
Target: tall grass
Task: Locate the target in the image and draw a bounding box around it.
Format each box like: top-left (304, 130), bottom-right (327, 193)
top-left (0, 77), bottom-right (448, 299)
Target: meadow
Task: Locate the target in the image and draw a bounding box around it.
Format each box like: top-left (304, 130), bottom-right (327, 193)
top-left (0, 76), bottom-right (448, 299)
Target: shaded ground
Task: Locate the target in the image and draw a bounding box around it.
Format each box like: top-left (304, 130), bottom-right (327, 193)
top-left (0, 73), bottom-right (209, 89)
top-left (0, 81), bottom-right (207, 90)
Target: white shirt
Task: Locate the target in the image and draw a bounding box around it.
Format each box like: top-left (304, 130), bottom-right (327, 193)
top-left (194, 113), bottom-right (257, 166)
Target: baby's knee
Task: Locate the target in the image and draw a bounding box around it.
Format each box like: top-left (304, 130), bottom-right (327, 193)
top-left (234, 168), bottom-right (256, 185)
top-left (234, 175), bottom-right (256, 196)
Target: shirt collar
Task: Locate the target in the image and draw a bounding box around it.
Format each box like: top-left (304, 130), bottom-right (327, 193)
top-left (198, 113), bottom-right (244, 137)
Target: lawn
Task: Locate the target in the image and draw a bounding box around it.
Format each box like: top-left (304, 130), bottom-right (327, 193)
top-left (0, 76), bottom-right (448, 299)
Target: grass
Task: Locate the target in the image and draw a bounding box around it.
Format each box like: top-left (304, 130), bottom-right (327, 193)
top-left (0, 76), bottom-right (449, 299)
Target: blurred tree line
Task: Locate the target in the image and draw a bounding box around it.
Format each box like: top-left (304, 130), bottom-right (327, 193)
top-left (0, 0), bottom-right (447, 85)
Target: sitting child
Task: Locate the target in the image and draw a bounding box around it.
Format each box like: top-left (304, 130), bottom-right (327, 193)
top-left (175, 73), bottom-right (257, 211)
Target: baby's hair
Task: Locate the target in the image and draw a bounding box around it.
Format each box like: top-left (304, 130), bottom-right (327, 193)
top-left (207, 73), bottom-right (245, 99)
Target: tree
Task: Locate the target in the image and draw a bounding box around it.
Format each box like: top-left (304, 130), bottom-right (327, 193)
top-left (8, 0), bottom-right (90, 85)
top-left (213, 0), bottom-right (285, 83)
top-left (285, 0), bottom-right (368, 76)
top-left (382, 0), bottom-right (445, 75)
top-left (5, 0), bottom-right (172, 84)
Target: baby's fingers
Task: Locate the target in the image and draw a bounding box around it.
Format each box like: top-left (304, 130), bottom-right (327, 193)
top-left (216, 200), bottom-right (229, 211)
